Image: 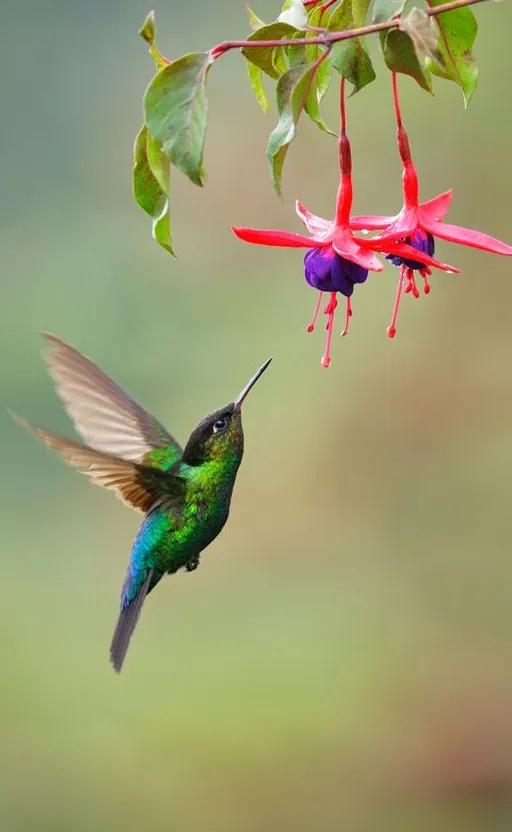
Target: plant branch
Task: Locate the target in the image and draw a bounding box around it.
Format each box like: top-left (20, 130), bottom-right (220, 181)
top-left (210, 0), bottom-right (489, 59)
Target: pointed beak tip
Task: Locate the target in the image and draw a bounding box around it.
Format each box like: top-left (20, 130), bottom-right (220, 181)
top-left (234, 357), bottom-right (273, 411)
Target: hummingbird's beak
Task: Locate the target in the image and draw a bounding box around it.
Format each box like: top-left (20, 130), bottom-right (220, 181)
top-left (233, 358), bottom-right (272, 411)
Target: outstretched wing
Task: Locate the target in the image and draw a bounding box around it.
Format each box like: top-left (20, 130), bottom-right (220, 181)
top-left (42, 333), bottom-right (182, 465)
top-left (13, 416), bottom-right (185, 513)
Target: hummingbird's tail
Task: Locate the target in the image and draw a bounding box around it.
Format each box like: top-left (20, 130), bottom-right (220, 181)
top-left (110, 568), bottom-right (154, 673)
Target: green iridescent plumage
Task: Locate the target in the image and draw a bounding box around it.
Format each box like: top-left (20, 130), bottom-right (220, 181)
top-left (14, 335), bottom-right (271, 673)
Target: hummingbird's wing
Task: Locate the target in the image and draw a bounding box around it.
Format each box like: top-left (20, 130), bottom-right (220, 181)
top-left (41, 334), bottom-right (183, 466)
top-left (13, 416), bottom-right (185, 513)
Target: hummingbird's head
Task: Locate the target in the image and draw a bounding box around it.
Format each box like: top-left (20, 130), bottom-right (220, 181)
top-left (182, 358), bottom-right (272, 467)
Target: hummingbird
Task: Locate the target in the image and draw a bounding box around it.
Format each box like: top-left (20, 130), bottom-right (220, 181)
top-left (14, 335), bottom-right (272, 672)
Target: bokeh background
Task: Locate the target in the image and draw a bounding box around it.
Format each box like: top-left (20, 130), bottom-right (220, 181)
top-left (2, 1), bottom-right (512, 830)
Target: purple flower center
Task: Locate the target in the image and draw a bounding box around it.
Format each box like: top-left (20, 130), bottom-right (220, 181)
top-left (386, 228), bottom-right (435, 270)
top-left (304, 247), bottom-right (368, 297)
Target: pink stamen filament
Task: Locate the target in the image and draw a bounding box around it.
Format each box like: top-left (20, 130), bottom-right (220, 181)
top-left (340, 297), bottom-right (352, 337)
top-left (321, 292), bottom-right (337, 368)
top-left (387, 266), bottom-right (406, 338)
top-left (307, 291), bottom-right (324, 332)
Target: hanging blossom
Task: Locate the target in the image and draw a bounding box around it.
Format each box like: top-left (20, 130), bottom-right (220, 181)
top-left (350, 73), bottom-right (512, 337)
top-left (233, 80), bottom-right (452, 367)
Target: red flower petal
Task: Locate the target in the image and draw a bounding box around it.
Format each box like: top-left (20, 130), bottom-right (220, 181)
top-left (333, 227), bottom-right (384, 271)
top-left (419, 190), bottom-right (452, 223)
top-left (373, 240), bottom-right (461, 273)
top-left (231, 227), bottom-right (323, 248)
top-left (350, 213), bottom-right (395, 232)
top-left (425, 220), bottom-right (512, 256)
top-left (295, 201), bottom-right (332, 238)
top-left (370, 207), bottom-right (418, 243)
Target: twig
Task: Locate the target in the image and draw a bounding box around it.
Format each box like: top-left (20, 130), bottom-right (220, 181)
top-left (210, 0), bottom-right (489, 60)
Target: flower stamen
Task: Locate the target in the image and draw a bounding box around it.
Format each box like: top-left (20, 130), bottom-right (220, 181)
top-left (406, 268), bottom-right (420, 299)
top-left (420, 267), bottom-right (431, 295)
top-left (387, 265), bottom-right (406, 338)
top-left (340, 297), bottom-right (352, 337)
top-left (321, 292), bottom-right (337, 368)
top-left (307, 291), bottom-right (324, 332)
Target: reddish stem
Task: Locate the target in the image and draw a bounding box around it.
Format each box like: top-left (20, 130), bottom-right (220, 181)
top-left (340, 76), bottom-right (347, 134)
top-left (391, 72), bottom-right (402, 127)
top-left (210, 0), bottom-right (489, 60)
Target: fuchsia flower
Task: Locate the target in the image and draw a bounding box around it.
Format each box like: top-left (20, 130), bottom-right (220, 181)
top-left (351, 74), bottom-right (512, 336)
top-left (233, 81), bottom-right (451, 367)
top-left (233, 75), bottom-right (512, 364)
top-left (234, 136), bottom-right (381, 368)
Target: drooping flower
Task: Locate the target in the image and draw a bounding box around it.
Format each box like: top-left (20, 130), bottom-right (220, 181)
top-left (234, 131), bottom-right (381, 367)
top-left (350, 73), bottom-right (512, 336)
top-left (233, 82), bottom-right (452, 366)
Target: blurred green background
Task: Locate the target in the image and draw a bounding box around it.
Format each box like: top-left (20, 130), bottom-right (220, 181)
top-left (2, 1), bottom-right (512, 830)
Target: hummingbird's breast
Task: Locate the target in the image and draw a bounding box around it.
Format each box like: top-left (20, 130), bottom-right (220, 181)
top-left (179, 475), bottom-right (235, 553)
top-left (137, 458), bottom-right (239, 576)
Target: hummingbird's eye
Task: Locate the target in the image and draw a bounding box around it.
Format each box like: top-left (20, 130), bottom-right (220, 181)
top-left (213, 416), bottom-right (228, 434)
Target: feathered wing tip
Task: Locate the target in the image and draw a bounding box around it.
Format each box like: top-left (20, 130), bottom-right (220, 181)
top-left (39, 332), bottom-right (182, 462)
top-left (8, 413), bottom-right (169, 513)
top-left (110, 569), bottom-right (154, 673)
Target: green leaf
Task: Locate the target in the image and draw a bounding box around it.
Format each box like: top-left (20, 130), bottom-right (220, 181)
top-left (133, 124), bottom-right (175, 257)
top-left (267, 63), bottom-right (315, 197)
top-left (139, 10), bottom-right (156, 46)
top-left (286, 25), bottom-right (334, 134)
top-left (139, 11), bottom-right (169, 71)
top-left (274, 45), bottom-right (290, 75)
top-left (144, 52), bottom-right (213, 187)
top-left (372, 0), bottom-right (407, 23)
top-left (242, 22), bottom-right (299, 80)
top-left (287, 27), bottom-right (312, 71)
top-left (400, 7), bottom-right (444, 68)
top-left (146, 129), bottom-right (169, 193)
top-left (304, 80), bottom-right (336, 135)
top-left (245, 8), bottom-right (270, 111)
top-left (247, 61), bottom-right (270, 113)
top-left (328, 3), bottom-right (376, 94)
top-left (353, 0), bottom-right (372, 26)
top-left (316, 56), bottom-right (332, 102)
top-left (246, 5), bottom-right (266, 31)
top-left (424, 0), bottom-right (478, 105)
top-left (380, 29), bottom-right (432, 92)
